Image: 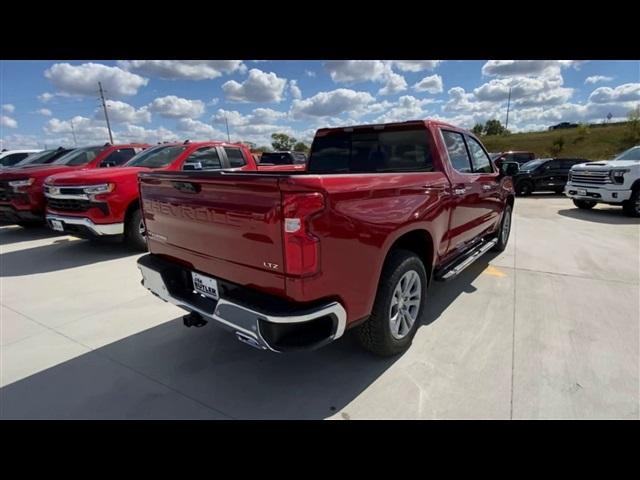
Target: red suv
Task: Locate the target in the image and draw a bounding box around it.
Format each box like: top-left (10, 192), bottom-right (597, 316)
top-left (0, 143), bottom-right (148, 227)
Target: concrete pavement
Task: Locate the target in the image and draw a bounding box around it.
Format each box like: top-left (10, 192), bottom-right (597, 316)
top-left (0, 195), bottom-right (638, 419)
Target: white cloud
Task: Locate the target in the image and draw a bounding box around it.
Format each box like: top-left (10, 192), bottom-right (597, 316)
top-left (44, 116), bottom-right (110, 144)
top-left (481, 60), bottom-right (581, 78)
top-left (289, 80), bottom-right (302, 99)
top-left (1, 115), bottom-right (18, 128)
top-left (147, 95), bottom-right (205, 119)
top-left (473, 75), bottom-right (573, 106)
top-left (44, 62), bottom-right (148, 97)
top-left (374, 96), bottom-right (434, 123)
top-left (117, 124), bottom-right (179, 144)
top-left (2, 104), bottom-right (15, 113)
top-left (222, 69), bottom-right (287, 103)
top-left (175, 118), bottom-right (228, 141)
top-left (98, 100), bottom-right (151, 124)
top-left (38, 92), bottom-right (55, 103)
top-left (589, 83), bottom-right (640, 103)
top-left (413, 74), bottom-right (443, 94)
top-left (208, 98), bottom-right (219, 106)
top-left (392, 61), bottom-right (442, 72)
top-left (585, 75), bottom-right (614, 85)
top-left (378, 72), bottom-right (407, 96)
top-left (305, 70), bottom-right (316, 77)
top-left (118, 60), bottom-right (246, 80)
top-left (290, 88), bottom-right (376, 118)
top-left (37, 108), bottom-right (52, 116)
top-left (211, 108), bottom-right (289, 142)
top-left (325, 60), bottom-right (389, 83)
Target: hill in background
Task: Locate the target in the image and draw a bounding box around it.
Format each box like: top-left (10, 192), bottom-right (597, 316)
top-left (481, 122), bottom-right (639, 160)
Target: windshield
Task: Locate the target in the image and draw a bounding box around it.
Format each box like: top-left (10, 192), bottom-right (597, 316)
top-left (520, 159), bottom-right (545, 171)
top-left (125, 145), bottom-right (187, 168)
top-left (52, 146), bottom-right (105, 166)
top-left (14, 149), bottom-right (58, 166)
top-left (614, 146), bottom-right (640, 161)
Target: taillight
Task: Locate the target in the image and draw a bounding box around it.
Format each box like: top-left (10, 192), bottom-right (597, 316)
top-left (282, 192), bottom-right (324, 276)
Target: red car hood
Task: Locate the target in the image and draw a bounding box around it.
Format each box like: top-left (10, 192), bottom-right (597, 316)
top-left (45, 166), bottom-right (151, 185)
top-left (0, 164), bottom-right (80, 182)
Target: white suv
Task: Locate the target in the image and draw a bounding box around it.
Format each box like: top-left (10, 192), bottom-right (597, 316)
top-left (0, 149), bottom-right (41, 168)
top-left (565, 146), bottom-right (640, 217)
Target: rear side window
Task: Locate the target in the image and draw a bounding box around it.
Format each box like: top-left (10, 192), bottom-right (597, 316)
top-left (466, 137), bottom-right (494, 173)
top-left (224, 147), bottom-right (246, 167)
top-left (183, 147), bottom-right (222, 170)
top-left (101, 148), bottom-right (136, 167)
top-left (308, 129), bottom-right (433, 173)
top-left (441, 130), bottom-right (472, 173)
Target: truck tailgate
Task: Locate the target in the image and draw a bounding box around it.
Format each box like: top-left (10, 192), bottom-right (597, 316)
top-left (139, 172), bottom-right (286, 295)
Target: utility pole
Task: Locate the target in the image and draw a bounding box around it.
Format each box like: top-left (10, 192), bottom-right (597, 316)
top-left (224, 114), bottom-right (231, 142)
top-left (70, 119), bottom-right (78, 146)
top-left (505, 86), bottom-right (512, 130)
top-left (98, 81), bottom-right (114, 144)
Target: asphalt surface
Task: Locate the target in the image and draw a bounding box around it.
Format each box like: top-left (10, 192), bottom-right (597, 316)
top-left (1, 194), bottom-right (638, 419)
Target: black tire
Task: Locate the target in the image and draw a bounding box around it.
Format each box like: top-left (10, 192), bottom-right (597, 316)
top-left (354, 249), bottom-right (427, 357)
top-left (622, 189), bottom-right (640, 217)
top-left (573, 199), bottom-right (596, 210)
top-left (492, 204), bottom-right (512, 252)
top-left (554, 188), bottom-right (565, 195)
top-left (516, 181), bottom-right (533, 196)
top-left (125, 207), bottom-right (147, 251)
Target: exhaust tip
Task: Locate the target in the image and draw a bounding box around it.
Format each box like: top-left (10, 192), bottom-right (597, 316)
top-left (235, 332), bottom-right (266, 350)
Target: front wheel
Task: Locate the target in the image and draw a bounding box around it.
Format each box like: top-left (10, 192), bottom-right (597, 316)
top-left (125, 208), bottom-right (147, 251)
top-left (492, 204), bottom-right (512, 252)
top-left (354, 249), bottom-right (427, 357)
top-left (622, 189), bottom-right (640, 217)
top-left (516, 181), bottom-right (533, 196)
top-left (573, 199), bottom-right (596, 210)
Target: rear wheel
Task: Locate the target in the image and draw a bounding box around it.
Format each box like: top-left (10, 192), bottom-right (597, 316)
top-left (622, 189), bottom-right (640, 217)
top-left (573, 199), bottom-right (596, 210)
top-left (516, 181), bottom-right (533, 196)
top-left (354, 249), bottom-right (427, 357)
top-left (125, 207), bottom-right (147, 251)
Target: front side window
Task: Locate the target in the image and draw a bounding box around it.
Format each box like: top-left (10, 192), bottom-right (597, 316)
top-left (0, 152), bottom-right (30, 166)
top-left (308, 128), bottom-right (433, 173)
top-left (441, 130), bottom-right (472, 173)
top-left (615, 146), bottom-right (640, 161)
top-left (466, 137), bottom-right (494, 174)
top-left (53, 146), bottom-right (105, 166)
top-left (224, 147), bottom-right (246, 167)
top-left (183, 147), bottom-right (222, 170)
top-left (126, 145), bottom-right (187, 169)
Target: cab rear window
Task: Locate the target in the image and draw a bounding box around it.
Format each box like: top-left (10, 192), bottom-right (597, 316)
top-left (308, 129), bottom-right (434, 173)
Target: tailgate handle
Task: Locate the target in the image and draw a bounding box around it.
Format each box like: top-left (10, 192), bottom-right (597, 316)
top-left (172, 181), bottom-right (201, 193)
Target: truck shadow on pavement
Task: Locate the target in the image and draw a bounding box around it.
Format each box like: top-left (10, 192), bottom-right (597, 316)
top-left (557, 208), bottom-right (640, 225)
top-left (0, 235), bottom-right (139, 276)
top-left (0, 225), bottom-right (66, 245)
top-left (0, 256), bottom-right (489, 420)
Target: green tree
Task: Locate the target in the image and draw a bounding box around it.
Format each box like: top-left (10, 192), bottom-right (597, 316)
top-left (627, 107), bottom-right (640, 142)
top-left (472, 123), bottom-right (484, 135)
top-left (551, 136), bottom-right (565, 155)
top-left (254, 145), bottom-right (272, 153)
top-left (271, 133), bottom-right (297, 151)
top-left (293, 141), bottom-right (310, 153)
top-left (483, 119), bottom-right (506, 136)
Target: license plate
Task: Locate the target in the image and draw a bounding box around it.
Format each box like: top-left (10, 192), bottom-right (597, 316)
top-left (50, 219), bottom-right (64, 232)
top-left (191, 271), bottom-right (219, 300)
top-left (577, 189), bottom-right (587, 196)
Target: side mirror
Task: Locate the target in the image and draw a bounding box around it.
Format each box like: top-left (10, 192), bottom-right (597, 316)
top-left (183, 162), bottom-right (202, 171)
top-left (500, 161), bottom-right (519, 176)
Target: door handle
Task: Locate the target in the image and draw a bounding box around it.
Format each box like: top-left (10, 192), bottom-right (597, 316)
top-left (453, 188), bottom-right (466, 195)
top-left (482, 184), bottom-right (496, 191)
top-left (423, 185), bottom-right (447, 194)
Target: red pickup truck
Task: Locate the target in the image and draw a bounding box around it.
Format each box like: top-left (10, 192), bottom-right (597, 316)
top-left (44, 141), bottom-right (305, 250)
top-left (0, 143), bottom-right (148, 227)
top-left (136, 120), bottom-right (517, 356)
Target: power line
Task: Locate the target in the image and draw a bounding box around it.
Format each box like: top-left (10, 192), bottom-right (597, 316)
top-left (98, 81), bottom-right (114, 144)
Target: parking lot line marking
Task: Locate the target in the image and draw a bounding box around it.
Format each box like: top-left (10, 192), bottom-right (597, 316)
top-left (483, 265), bottom-right (507, 278)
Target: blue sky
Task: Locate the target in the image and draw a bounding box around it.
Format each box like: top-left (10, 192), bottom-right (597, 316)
top-left (1, 60), bottom-right (638, 149)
